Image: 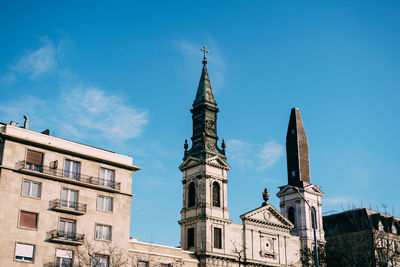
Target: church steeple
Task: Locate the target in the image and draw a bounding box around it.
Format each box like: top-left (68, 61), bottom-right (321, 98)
top-left (184, 46), bottom-right (225, 160)
top-left (286, 107), bottom-right (311, 187)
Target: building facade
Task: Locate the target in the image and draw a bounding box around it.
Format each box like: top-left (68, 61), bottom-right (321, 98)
top-left (324, 208), bottom-right (400, 267)
top-left (179, 55), bottom-right (302, 267)
top-left (0, 121), bottom-right (139, 266)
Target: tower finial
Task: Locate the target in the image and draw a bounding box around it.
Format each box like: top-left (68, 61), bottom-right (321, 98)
top-left (262, 188), bottom-right (270, 206)
top-left (201, 45), bottom-right (209, 65)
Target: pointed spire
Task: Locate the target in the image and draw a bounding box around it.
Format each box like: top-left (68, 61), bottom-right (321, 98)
top-left (183, 46), bottom-right (225, 161)
top-left (193, 51), bottom-right (216, 107)
top-left (286, 107), bottom-right (311, 187)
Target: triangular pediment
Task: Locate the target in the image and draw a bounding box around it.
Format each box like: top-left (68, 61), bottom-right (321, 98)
top-left (305, 184), bottom-right (324, 195)
top-left (276, 184), bottom-right (323, 197)
top-left (179, 156), bottom-right (230, 171)
top-left (179, 156), bottom-right (203, 171)
top-left (240, 203), bottom-right (294, 229)
top-left (205, 156), bottom-right (230, 170)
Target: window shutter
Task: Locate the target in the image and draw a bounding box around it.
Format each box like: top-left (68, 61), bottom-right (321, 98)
top-left (56, 249), bottom-right (72, 259)
top-left (19, 211), bottom-right (37, 229)
top-left (26, 150), bottom-right (43, 165)
top-left (15, 244), bottom-right (34, 257)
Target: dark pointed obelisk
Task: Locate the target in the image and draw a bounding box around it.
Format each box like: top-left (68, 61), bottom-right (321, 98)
top-left (286, 107), bottom-right (311, 187)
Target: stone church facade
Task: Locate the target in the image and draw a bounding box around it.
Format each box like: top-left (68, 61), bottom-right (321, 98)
top-left (174, 53), bottom-right (325, 266)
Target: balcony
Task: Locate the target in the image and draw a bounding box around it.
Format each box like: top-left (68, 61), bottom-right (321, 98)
top-left (50, 199), bottom-right (87, 215)
top-left (49, 230), bottom-right (84, 246)
top-left (17, 161), bottom-right (121, 192)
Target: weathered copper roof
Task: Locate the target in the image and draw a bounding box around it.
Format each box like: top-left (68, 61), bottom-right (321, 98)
top-left (183, 59), bottom-right (225, 161)
top-left (193, 64), bottom-right (216, 108)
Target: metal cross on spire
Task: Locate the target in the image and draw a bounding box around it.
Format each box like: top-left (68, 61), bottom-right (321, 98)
top-left (201, 45), bottom-right (209, 64)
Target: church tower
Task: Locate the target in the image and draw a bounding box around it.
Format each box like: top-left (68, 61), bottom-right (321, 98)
top-left (179, 47), bottom-right (232, 266)
top-left (277, 108), bottom-right (325, 263)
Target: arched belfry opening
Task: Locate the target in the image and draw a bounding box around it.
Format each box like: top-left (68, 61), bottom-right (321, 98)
top-left (188, 182), bottom-right (196, 208)
top-left (212, 182), bottom-right (220, 207)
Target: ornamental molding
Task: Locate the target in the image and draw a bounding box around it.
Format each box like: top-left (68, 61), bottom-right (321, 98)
top-left (276, 184), bottom-right (323, 198)
top-left (179, 215), bottom-right (232, 226)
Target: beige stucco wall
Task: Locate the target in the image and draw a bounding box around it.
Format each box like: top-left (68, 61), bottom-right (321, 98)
top-left (0, 126), bottom-right (136, 266)
top-left (129, 239), bottom-right (199, 267)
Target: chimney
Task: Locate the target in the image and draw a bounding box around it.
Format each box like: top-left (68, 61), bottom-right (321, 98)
top-left (23, 115), bottom-right (29, 129)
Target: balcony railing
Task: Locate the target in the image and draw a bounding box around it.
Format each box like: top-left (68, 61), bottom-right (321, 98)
top-left (49, 230), bottom-right (84, 245)
top-left (17, 161), bottom-right (121, 191)
top-left (50, 199), bottom-right (87, 215)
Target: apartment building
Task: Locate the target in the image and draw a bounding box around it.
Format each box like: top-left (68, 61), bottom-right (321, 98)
top-left (324, 208), bottom-right (400, 267)
top-left (0, 120), bottom-right (140, 266)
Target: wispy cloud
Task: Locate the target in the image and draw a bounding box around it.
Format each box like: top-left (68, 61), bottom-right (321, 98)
top-left (0, 85), bottom-right (148, 142)
top-left (173, 38), bottom-right (226, 89)
top-left (11, 36), bottom-right (58, 79)
top-left (258, 141), bottom-right (284, 170)
top-left (0, 36), bottom-right (149, 143)
top-left (59, 86), bottom-right (148, 140)
top-left (227, 139), bottom-right (284, 171)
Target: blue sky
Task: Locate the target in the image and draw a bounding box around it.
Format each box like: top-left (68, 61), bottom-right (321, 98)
top-left (1, 1), bottom-right (399, 246)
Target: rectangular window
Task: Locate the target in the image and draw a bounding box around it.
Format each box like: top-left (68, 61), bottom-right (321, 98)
top-left (160, 264), bottom-right (171, 267)
top-left (97, 195), bottom-right (113, 212)
top-left (214, 227), bottom-right (222, 249)
top-left (96, 224), bottom-right (112, 241)
top-left (187, 228), bottom-right (194, 249)
top-left (15, 243), bottom-right (35, 262)
top-left (138, 261), bottom-right (149, 267)
top-left (26, 150), bottom-right (43, 172)
top-left (99, 168), bottom-right (115, 188)
top-left (94, 255), bottom-right (109, 267)
top-left (19, 211), bottom-right (38, 229)
top-left (61, 188), bottom-right (79, 210)
top-left (64, 159), bottom-right (81, 180)
top-left (22, 179), bottom-right (41, 198)
top-left (58, 219), bottom-right (76, 239)
top-left (56, 249), bottom-right (73, 267)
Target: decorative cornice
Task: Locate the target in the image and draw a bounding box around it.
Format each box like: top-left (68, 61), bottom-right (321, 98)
top-left (179, 215), bottom-right (232, 225)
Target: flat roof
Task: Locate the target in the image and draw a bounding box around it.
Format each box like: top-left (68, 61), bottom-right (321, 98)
top-left (0, 124), bottom-right (140, 171)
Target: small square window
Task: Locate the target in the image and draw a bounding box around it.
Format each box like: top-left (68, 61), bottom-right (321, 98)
top-left (138, 261), bottom-right (149, 267)
top-left (15, 243), bottom-right (35, 262)
top-left (19, 211), bottom-right (38, 229)
top-left (56, 249), bottom-right (73, 267)
top-left (58, 219), bottom-right (76, 239)
top-left (97, 196), bottom-right (113, 212)
top-left (94, 254), bottom-right (109, 267)
top-left (96, 224), bottom-right (112, 241)
top-left (22, 179), bottom-right (41, 198)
